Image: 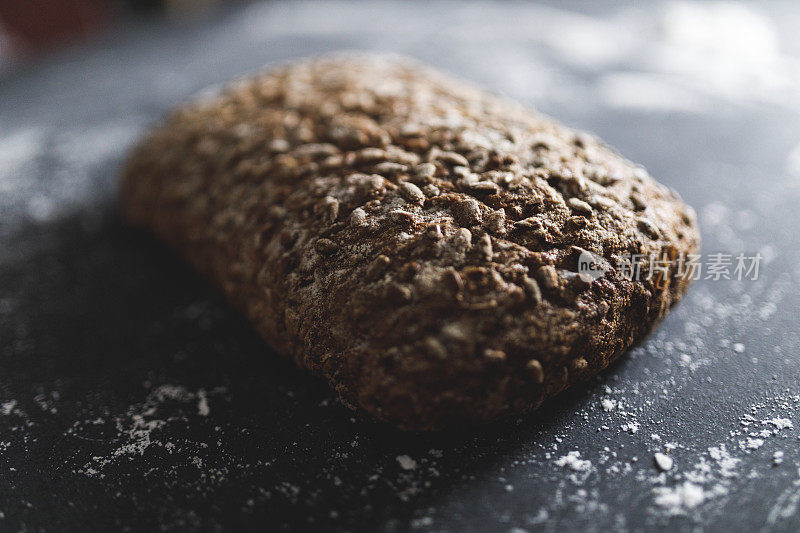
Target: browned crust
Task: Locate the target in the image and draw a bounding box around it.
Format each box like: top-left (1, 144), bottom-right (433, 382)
top-left (121, 54), bottom-right (700, 431)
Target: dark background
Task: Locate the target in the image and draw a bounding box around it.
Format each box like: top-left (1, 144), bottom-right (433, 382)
top-left (2, 1), bottom-right (800, 531)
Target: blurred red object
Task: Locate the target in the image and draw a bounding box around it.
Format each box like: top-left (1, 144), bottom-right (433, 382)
top-left (0, 0), bottom-right (108, 53)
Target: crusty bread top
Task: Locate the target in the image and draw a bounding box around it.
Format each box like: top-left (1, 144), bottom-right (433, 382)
top-left (123, 55), bottom-right (700, 430)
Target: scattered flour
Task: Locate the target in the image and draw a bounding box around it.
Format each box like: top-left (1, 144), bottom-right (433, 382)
top-left (765, 418), bottom-right (793, 430)
top-left (0, 400), bottom-right (16, 416)
top-left (601, 399), bottom-right (617, 412)
top-left (621, 422), bottom-right (640, 434)
top-left (554, 451), bottom-right (594, 484)
top-left (74, 384), bottom-right (227, 477)
top-left (555, 451), bottom-right (592, 473)
top-left (654, 481), bottom-right (706, 514)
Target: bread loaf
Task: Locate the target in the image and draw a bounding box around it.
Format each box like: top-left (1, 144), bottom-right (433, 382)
top-left (122, 55), bottom-right (700, 430)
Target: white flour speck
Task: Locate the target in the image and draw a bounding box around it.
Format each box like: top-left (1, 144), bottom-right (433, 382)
top-left (197, 390), bottom-right (210, 416)
top-left (654, 453), bottom-right (674, 472)
top-left (396, 455), bottom-right (417, 470)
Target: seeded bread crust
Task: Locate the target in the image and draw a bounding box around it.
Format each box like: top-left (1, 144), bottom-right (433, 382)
top-left (121, 55), bottom-right (700, 431)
